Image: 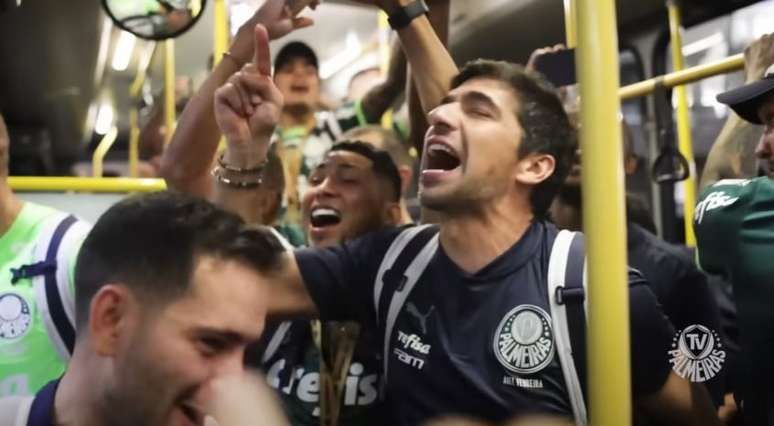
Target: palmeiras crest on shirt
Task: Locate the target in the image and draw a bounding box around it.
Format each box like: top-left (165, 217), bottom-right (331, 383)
top-left (0, 292), bottom-right (32, 340)
top-left (493, 304), bottom-right (555, 375)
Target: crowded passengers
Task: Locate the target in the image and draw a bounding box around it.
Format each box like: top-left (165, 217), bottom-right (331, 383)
top-left (2, 0), bottom-right (774, 425)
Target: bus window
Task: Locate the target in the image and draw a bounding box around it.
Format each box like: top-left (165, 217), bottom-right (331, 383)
top-left (666, 0), bottom-right (774, 181)
top-left (620, 49), bottom-right (652, 205)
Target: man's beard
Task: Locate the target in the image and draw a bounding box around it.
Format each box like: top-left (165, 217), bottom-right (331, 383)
top-left (419, 178), bottom-right (502, 215)
top-left (100, 337), bottom-right (193, 426)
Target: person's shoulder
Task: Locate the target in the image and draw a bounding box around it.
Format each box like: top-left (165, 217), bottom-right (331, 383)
top-left (353, 224), bottom-right (429, 250)
top-left (696, 178), bottom-right (760, 216)
top-left (15, 203), bottom-right (91, 242)
top-left (694, 177), bottom-right (774, 234)
top-left (528, 219), bottom-right (557, 243)
top-left (629, 223), bottom-right (694, 269)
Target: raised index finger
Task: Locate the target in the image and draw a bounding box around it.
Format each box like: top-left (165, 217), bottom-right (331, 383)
top-left (253, 24), bottom-right (272, 76)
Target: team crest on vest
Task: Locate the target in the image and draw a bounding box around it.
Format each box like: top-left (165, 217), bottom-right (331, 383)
top-left (493, 304), bottom-right (555, 375)
top-left (0, 292), bottom-right (32, 340)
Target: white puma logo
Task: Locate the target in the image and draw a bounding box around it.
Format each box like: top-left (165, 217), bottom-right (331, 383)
top-left (406, 302), bottom-right (435, 334)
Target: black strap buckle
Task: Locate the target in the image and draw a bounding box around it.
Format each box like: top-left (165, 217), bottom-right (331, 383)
top-left (383, 269), bottom-right (408, 292)
top-left (10, 261), bottom-right (57, 284)
top-left (555, 286), bottom-right (585, 305)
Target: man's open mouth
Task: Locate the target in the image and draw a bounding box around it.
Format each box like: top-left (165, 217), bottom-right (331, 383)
top-left (290, 84), bottom-right (310, 94)
top-left (425, 142), bottom-right (461, 171)
top-left (310, 207), bottom-right (342, 228)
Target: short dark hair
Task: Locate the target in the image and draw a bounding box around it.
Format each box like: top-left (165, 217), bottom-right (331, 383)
top-left (451, 60), bottom-right (576, 217)
top-left (74, 191), bottom-right (285, 331)
top-left (328, 140), bottom-right (402, 202)
top-left (274, 41), bottom-right (319, 73)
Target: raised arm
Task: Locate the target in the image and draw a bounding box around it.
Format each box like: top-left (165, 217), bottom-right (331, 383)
top-left (699, 113), bottom-right (760, 191)
top-left (351, 0), bottom-right (456, 114)
top-left (160, 0), bottom-right (315, 198)
top-left (359, 39), bottom-right (407, 123)
top-left (406, 0), bottom-right (450, 156)
top-left (700, 34), bottom-right (774, 191)
top-left (213, 24), bottom-right (317, 317)
top-left (390, 0), bottom-right (457, 115)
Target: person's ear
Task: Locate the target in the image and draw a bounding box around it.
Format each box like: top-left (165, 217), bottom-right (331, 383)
top-left (88, 285), bottom-right (136, 357)
top-left (383, 202), bottom-right (403, 226)
top-left (514, 153), bottom-right (556, 186)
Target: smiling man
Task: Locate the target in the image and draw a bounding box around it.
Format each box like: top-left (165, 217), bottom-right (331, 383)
top-left (302, 141), bottom-right (403, 247)
top-left (244, 140), bottom-right (402, 426)
top-left (0, 192), bottom-right (286, 426)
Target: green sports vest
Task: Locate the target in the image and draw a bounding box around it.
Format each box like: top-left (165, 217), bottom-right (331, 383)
top-left (0, 202), bottom-right (89, 397)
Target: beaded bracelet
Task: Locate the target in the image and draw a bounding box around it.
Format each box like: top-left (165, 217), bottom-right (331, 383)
top-left (211, 166), bottom-right (262, 189)
top-left (216, 153), bottom-right (267, 174)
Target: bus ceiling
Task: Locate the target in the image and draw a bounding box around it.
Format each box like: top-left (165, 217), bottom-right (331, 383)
top-left (0, 0), bottom-right (763, 173)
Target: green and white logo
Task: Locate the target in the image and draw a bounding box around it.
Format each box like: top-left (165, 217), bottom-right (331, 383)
top-left (0, 293), bottom-right (32, 340)
top-left (494, 305), bottom-right (554, 375)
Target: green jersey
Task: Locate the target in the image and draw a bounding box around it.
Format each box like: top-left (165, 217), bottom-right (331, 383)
top-left (0, 202), bottom-right (89, 397)
top-left (694, 177), bottom-right (774, 418)
top-left (694, 177), bottom-right (774, 328)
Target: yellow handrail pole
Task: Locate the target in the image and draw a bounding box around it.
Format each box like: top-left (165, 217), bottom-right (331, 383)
top-left (213, 0), bottom-right (229, 65)
top-left (563, 0), bottom-right (577, 48)
top-left (9, 177), bottom-right (166, 193)
top-left (620, 54), bottom-right (744, 100)
top-left (128, 109), bottom-right (140, 177)
top-left (577, 0), bottom-right (631, 424)
top-left (128, 43), bottom-right (157, 178)
top-left (92, 127), bottom-right (119, 177)
top-left (667, 0), bottom-right (698, 246)
top-left (164, 39), bottom-right (176, 145)
top-left (378, 11), bottom-right (393, 129)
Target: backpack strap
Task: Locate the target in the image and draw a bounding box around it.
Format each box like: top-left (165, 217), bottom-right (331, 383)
top-left (373, 225), bottom-right (434, 318)
top-left (547, 230), bottom-right (588, 426)
top-left (373, 225), bottom-right (439, 394)
top-left (29, 213), bottom-right (89, 360)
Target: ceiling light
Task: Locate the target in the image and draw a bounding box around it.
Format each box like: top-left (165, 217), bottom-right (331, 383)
top-left (95, 104), bottom-right (114, 135)
top-left (112, 31), bottom-right (137, 71)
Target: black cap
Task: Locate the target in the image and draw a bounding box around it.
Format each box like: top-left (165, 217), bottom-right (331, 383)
top-left (274, 41), bottom-right (319, 74)
top-left (716, 64), bottom-right (774, 124)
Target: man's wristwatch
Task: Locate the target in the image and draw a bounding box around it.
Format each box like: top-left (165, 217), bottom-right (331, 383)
top-left (387, 0), bottom-right (429, 30)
